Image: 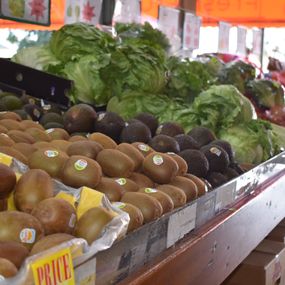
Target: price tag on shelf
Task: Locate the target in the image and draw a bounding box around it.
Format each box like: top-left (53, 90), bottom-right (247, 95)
top-left (75, 256), bottom-right (96, 285)
top-left (0, 0), bottom-right (51, 26)
top-left (158, 5), bottom-right (180, 40)
top-left (218, 21), bottom-right (231, 53)
top-left (65, 0), bottom-right (102, 25)
top-left (252, 28), bottom-right (262, 56)
top-left (167, 202), bottom-right (197, 248)
top-left (113, 0), bottom-right (141, 23)
top-left (215, 181), bottom-right (236, 213)
top-left (237, 26), bottom-right (247, 56)
top-left (183, 13), bottom-right (201, 50)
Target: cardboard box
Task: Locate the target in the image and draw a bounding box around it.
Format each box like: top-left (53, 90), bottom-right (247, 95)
top-left (278, 219), bottom-right (285, 228)
top-left (223, 239), bottom-right (285, 285)
top-left (267, 226), bottom-right (285, 243)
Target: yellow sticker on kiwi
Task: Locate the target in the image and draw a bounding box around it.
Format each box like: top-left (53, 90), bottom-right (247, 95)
top-left (44, 150), bottom-right (59, 158)
top-left (153, 154), bottom-right (164, 166)
top-left (144, 188), bottom-right (157, 193)
top-left (0, 153), bottom-right (13, 166)
top-left (7, 191), bottom-right (16, 210)
top-left (74, 159), bottom-right (88, 171)
top-left (56, 192), bottom-right (77, 209)
top-left (115, 178), bottom-right (126, 186)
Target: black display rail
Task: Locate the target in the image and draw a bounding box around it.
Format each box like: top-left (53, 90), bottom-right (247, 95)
top-left (95, 152), bottom-right (285, 285)
top-left (0, 58), bottom-right (73, 107)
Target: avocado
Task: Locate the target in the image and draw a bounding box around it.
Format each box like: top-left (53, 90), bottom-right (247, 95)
top-left (179, 149), bottom-right (209, 177)
top-left (40, 112), bottom-right (63, 127)
top-left (156, 122), bottom-right (184, 137)
top-left (188, 126), bottom-right (216, 147)
top-left (149, 134), bottom-right (180, 153)
top-left (0, 95), bottom-right (23, 111)
top-left (223, 167), bottom-right (239, 180)
top-left (120, 121), bottom-right (151, 144)
top-left (44, 122), bottom-right (64, 129)
top-left (23, 104), bottom-right (43, 121)
top-left (174, 134), bottom-right (199, 151)
top-left (210, 139), bottom-right (234, 162)
top-left (134, 113), bottom-right (158, 136)
top-left (206, 172), bottom-right (227, 188)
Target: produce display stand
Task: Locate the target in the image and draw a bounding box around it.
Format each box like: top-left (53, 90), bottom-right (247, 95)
top-left (95, 152), bottom-right (285, 285)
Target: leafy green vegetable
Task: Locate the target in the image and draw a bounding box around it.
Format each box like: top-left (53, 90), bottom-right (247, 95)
top-left (12, 45), bottom-right (60, 71)
top-left (50, 23), bottom-right (115, 63)
top-left (197, 55), bottom-right (224, 77)
top-left (115, 22), bottom-right (170, 52)
top-left (218, 60), bottom-right (256, 93)
top-left (219, 119), bottom-right (281, 164)
top-left (246, 79), bottom-right (284, 109)
top-left (183, 85), bottom-right (256, 133)
top-left (165, 57), bottom-right (213, 103)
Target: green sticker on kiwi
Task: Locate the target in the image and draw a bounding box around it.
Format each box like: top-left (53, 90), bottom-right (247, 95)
top-left (144, 188), bottom-right (157, 193)
top-left (153, 154), bottom-right (164, 165)
top-left (74, 159), bottom-right (88, 171)
top-left (44, 150), bottom-right (59, 158)
top-left (116, 178), bottom-right (126, 185)
top-left (113, 202), bottom-right (126, 209)
top-left (138, 144), bottom-right (149, 152)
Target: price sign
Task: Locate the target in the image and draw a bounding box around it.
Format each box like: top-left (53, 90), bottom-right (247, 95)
top-left (237, 26), bottom-right (247, 55)
top-left (65, 0), bottom-right (102, 25)
top-left (252, 28), bottom-right (262, 56)
top-left (113, 0), bottom-right (140, 23)
top-left (183, 13), bottom-right (201, 50)
top-left (0, 0), bottom-right (51, 26)
top-left (218, 21), bottom-right (231, 53)
top-left (158, 6), bottom-right (180, 39)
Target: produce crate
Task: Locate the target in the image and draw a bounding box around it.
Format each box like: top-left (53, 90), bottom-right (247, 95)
top-left (96, 152), bottom-right (285, 285)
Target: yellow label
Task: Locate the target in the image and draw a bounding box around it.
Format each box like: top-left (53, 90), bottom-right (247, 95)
top-left (76, 187), bottom-right (104, 219)
top-left (31, 247), bottom-right (75, 285)
top-left (56, 192), bottom-right (77, 209)
top-left (7, 191), bottom-right (16, 210)
top-left (0, 153), bottom-right (12, 166)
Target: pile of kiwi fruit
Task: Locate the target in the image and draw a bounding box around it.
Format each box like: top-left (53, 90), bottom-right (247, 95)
top-left (0, 92), bottom-right (250, 280)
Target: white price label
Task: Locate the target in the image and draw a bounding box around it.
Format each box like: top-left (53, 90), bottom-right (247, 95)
top-left (183, 13), bottom-right (201, 50)
top-left (252, 28), bottom-right (262, 56)
top-left (215, 182), bottom-right (235, 212)
top-left (237, 26), bottom-right (247, 56)
top-left (158, 6), bottom-right (180, 39)
top-left (113, 0), bottom-right (140, 23)
top-left (167, 203), bottom-right (197, 248)
top-left (65, 0), bottom-right (102, 25)
top-left (75, 257), bottom-right (96, 285)
top-left (218, 21), bottom-right (231, 53)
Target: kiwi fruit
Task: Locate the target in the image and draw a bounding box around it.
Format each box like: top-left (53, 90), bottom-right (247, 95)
top-left (96, 149), bottom-right (134, 177)
top-left (20, 120), bottom-right (44, 130)
top-left (94, 112), bottom-right (125, 142)
top-left (14, 142), bottom-right (37, 159)
top-left (184, 173), bottom-right (208, 197)
top-left (132, 142), bottom-right (154, 157)
top-left (0, 125), bottom-right (8, 134)
top-left (75, 206), bottom-right (114, 245)
top-left (45, 128), bottom-right (70, 140)
top-left (188, 127), bottom-right (216, 147)
top-left (63, 104), bottom-right (97, 134)
top-left (50, 140), bottom-right (71, 152)
top-left (0, 211), bottom-right (44, 250)
top-left (23, 104), bottom-right (42, 121)
top-left (0, 95), bottom-right (22, 111)
top-left (31, 198), bottom-right (77, 235)
top-left (239, 163), bottom-right (255, 172)
top-left (7, 130), bottom-right (36, 144)
top-left (25, 128), bottom-right (51, 142)
top-left (179, 149), bottom-right (209, 178)
top-left (112, 202), bottom-right (144, 233)
top-left (129, 172), bottom-right (155, 188)
top-left (44, 122), bottom-right (64, 129)
top-left (0, 258), bottom-right (18, 278)
top-left (121, 192), bottom-right (163, 223)
top-left (138, 188), bottom-right (174, 214)
top-left (170, 176), bottom-right (198, 202)
top-left (157, 185), bottom-right (187, 208)
top-left (166, 152), bottom-right (188, 176)
top-left (33, 141), bottom-right (54, 150)
top-left (156, 122), bottom-right (184, 137)
top-left (61, 155), bottom-right (102, 189)
top-left (0, 133), bottom-right (15, 146)
top-left (120, 122), bottom-right (152, 144)
top-left (0, 112), bottom-right (22, 121)
top-left (206, 172), bottom-right (227, 188)
top-left (30, 233), bottom-right (74, 256)
top-left (201, 145), bottom-right (230, 173)
top-left (28, 149), bottom-right (68, 178)
top-left (88, 132), bottom-right (117, 149)
top-left (174, 134), bottom-right (199, 151)
top-left (40, 112), bottom-right (64, 126)
top-left (210, 139), bottom-right (234, 162)
top-left (69, 135), bottom-right (88, 142)
top-left (113, 178), bottom-right (139, 193)
top-left (0, 119), bottom-right (22, 131)
top-left (96, 177), bottom-right (125, 202)
top-left (66, 140), bottom-right (103, 160)
top-left (14, 169), bottom-right (54, 213)
top-left (0, 241), bottom-right (29, 269)
top-left (116, 143), bottom-right (144, 171)
top-left (0, 164), bottom-right (16, 199)
top-left (142, 152), bottom-right (179, 184)
top-left (149, 135), bottom-right (180, 153)
top-left (0, 199), bottom-right (7, 211)
top-left (0, 146), bottom-right (28, 164)
top-left (134, 113), bottom-right (158, 136)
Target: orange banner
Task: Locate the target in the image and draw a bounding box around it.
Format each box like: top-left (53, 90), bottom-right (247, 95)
top-left (142, 0), bottom-right (179, 18)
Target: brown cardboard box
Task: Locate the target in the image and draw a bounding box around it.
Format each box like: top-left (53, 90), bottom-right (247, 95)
top-left (267, 226), bottom-right (285, 243)
top-left (278, 219), bottom-right (285, 227)
top-left (223, 239), bottom-right (285, 285)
